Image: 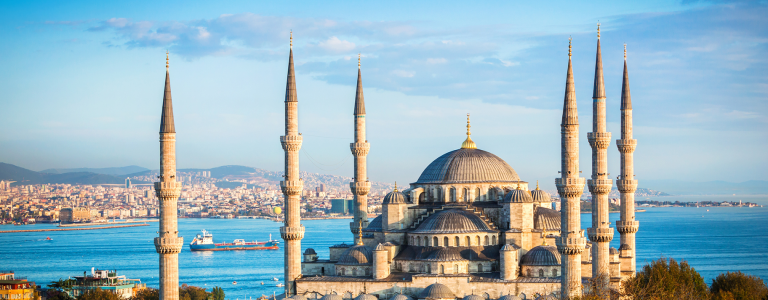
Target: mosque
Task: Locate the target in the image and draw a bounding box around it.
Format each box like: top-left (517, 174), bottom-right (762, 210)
top-left (274, 25), bottom-right (640, 300)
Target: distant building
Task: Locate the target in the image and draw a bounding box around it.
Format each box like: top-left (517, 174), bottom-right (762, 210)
top-left (330, 199), bottom-right (350, 214)
top-left (124, 178), bottom-right (131, 189)
top-left (0, 272), bottom-right (36, 300)
top-left (67, 268), bottom-right (145, 299)
top-left (60, 207), bottom-right (91, 224)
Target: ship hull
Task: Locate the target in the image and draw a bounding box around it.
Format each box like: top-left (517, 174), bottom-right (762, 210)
top-left (189, 242), bottom-right (279, 251)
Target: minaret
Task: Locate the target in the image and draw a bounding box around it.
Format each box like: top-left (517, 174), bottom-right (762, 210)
top-left (587, 23), bottom-right (614, 284)
top-left (154, 52), bottom-right (183, 300)
top-left (556, 38), bottom-right (587, 298)
top-left (350, 54), bottom-right (371, 244)
top-left (616, 44), bottom-right (639, 274)
top-left (280, 32), bottom-right (304, 296)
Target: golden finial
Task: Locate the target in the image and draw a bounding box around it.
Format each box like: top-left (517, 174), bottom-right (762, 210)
top-left (461, 113), bottom-right (477, 149)
top-left (290, 31), bottom-right (293, 49)
top-left (166, 51), bottom-right (169, 70)
top-left (356, 221), bottom-right (364, 245)
top-left (597, 22), bottom-right (601, 39)
top-left (624, 44), bottom-right (627, 60)
top-left (358, 53), bottom-right (361, 69)
top-left (393, 181), bottom-right (398, 192)
top-left (568, 36), bottom-right (572, 58)
top-left (536, 180), bottom-right (540, 190)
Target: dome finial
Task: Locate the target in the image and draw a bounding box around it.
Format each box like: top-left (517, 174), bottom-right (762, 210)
top-left (536, 180), bottom-right (540, 190)
top-left (356, 221), bottom-right (364, 245)
top-left (461, 113), bottom-right (477, 149)
top-left (393, 181), bottom-right (398, 192)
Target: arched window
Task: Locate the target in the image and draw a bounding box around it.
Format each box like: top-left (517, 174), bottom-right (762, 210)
top-left (539, 269), bottom-right (544, 277)
top-left (466, 236), bottom-right (471, 246)
top-left (478, 263), bottom-right (483, 273)
top-left (455, 236), bottom-right (460, 246)
top-left (553, 268), bottom-right (558, 277)
top-left (409, 264), bottom-right (415, 272)
top-left (484, 236), bottom-right (489, 245)
top-left (440, 265), bottom-right (445, 274)
top-left (527, 269), bottom-right (531, 277)
top-left (454, 264), bottom-right (459, 274)
top-left (444, 237), bottom-right (449, 246)
top-left (492, 235), bottom-right (496, 245)
top-left (353, 268), bottom-right (359, 276)
top-left (427, 264), bottom-right (431, 273)
top-left (476, 236), bottom-right (480, 245)
top-left (365, 268), bottom-right (370, 276)
top-left (417, 236), bottom-right (421, 246)
top-left (450, 187), bottom-right (456, 202)
top-left (475, 188), bottom-right (481, 201)
top-left (419, 193), bottom-right (425, 204)
top-left (433, 237), bottom-right (439, 246)
top-left (341, 268), bottom-right (346, 276)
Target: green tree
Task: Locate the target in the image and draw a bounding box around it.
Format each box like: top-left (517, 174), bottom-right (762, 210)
top-left (710, 271), bottom-right (768, 300)
top-left (45, 290), bottom-right (74, 300)
top-left (210, 287), bottom-right (225, 300)
top-left (179, 284), bottom-right (209, 300)
top-left (76, 288), bottom-right (120, 300)
top-left (620, 257), bottom-right (710, 300)
top-left (129, 288), bottom-right (159, 300)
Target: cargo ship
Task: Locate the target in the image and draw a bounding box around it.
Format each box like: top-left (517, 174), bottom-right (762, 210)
top-left (189, 230), bottom-right (279, 251)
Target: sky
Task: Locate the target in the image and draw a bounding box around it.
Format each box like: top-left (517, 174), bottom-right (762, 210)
top-left (1, 0), bottom-right (766, 189)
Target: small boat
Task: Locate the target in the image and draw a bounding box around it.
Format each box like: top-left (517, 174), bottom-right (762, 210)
top-left (46, 237), bottom-right (51, 240)
top-left (189, 230), bottom-right (279, 251)
top-left (260, 282), bottom-right (264, 285)
top-left (271, 277), bottom-right (279, 281)
top-left (233, 281), bottom-right (237, 285)
top-left (276, 283), bottom-right (284, 287)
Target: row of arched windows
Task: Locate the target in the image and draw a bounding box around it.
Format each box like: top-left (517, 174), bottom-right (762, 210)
top-left (523, 267), bottom-right (559, 278)
top-left (417, 185), bottom-right (524, 203)
top-left (337, 267), bottom-right (371, 277)
top-left (409, 234), bottom-right (497, 247)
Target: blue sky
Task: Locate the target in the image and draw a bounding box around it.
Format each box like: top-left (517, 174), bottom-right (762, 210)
top-left (1, 0), bottom-right (766, 188)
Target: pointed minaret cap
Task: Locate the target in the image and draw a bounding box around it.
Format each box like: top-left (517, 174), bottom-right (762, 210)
top-left (354, 54), bottom-right (365, 115)
top-left (285, 32), bottom-right (297, 103)
top-left (160, 51), bottom-right (175, 133)
top-left (621, 44), bottom-right (632, 110)
top-left (593, 23), bottom-right (605, 99)
top-left (461, 113), bottom-right (477, 149)
top-left (562, 38), bottom-right (579, 125)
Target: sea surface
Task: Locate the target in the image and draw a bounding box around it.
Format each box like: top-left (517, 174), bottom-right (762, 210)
top-left (1, 195), bottom-right (766, 299)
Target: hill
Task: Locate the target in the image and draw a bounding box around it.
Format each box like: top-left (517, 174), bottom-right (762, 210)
top-left (0, 163), bottom-right (148, 186)
top-left (40, 165), bottom-right (149, 176)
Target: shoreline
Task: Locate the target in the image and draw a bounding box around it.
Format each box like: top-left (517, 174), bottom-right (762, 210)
top-left (0, 223), bottom-right (150, 233)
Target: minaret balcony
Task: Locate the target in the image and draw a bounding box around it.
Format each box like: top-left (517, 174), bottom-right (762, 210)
top-left (588, 132), bottom-right (612, 149)
top-left (587, 227), bottom-right (614, 243)
top-left (280, 225), bottom-right (305, 241)
top-left (555, 177), bottom-right (585, 198)
top-left (350, 181), bottom-right (371, 196)
top-left (587, 179), bottom-right (613, 194)
top-left (154, 237), bottom-right (184, 254)
top-left (280, 135), bottom-right (303, 151)
top-left (281, 180), bottom-right (304, 196)
top-left (616, 221), bottom-right (639, 234)
top-left (616, 139), bottom-right (637, 153)
top-left (616, 179), bottom-right (638, 193)
top-left (154, 181), bottom-right (182, 198)
top-left (556, 233), bottom-right (587, 255)
top-left (350, 142), bottom-right (370, 156)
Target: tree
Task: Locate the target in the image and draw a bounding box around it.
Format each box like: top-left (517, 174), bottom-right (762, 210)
top-left (210, 287), bottom-right (225, 300)
top-left (179, 284), bottom-right (209, 300)
top-left (45, 289), bottom-right (74, 300)
top-left (77, 288), bottom-right (120, 300)
top-left (710, 271), bottom-right (768, 300)
top-left (620, 257), bottom-right (710, 300)
top-left (130, 288), bottom-right (159, 300)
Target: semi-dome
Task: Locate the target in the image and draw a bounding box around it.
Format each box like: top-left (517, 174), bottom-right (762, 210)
top-left (503, 188), bottom-right (532, 203)
top-left (390, 295), bottom-right (412, 300)
top-left (354, 294), bottom-right (377, 300)
top-left (520, 245), bottom-right (561, 266)
top-left (425, 247), bottom-right (465, 261)
top-left (415, 148), bottom-right (520, 184)
top-left (337, 244), bottom-right (373, 265)
top-left (363, 215), bottom-right (382, 232)
top-left (412, 209), bottom-right (494, 234)
top-left (462, 295), bottom-right (485, 300)
top-left (419, 283), bottom-right (455, 299)
top-left (534, 207), bottom-right (561, 231)
top-left (383, 190), bottom-right (406, 204)
top-left (320, 295), bottom-right (343, 300)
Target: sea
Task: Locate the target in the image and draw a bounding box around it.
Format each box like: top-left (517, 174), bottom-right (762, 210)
top-left (1, 195), bottom-right (766, 299)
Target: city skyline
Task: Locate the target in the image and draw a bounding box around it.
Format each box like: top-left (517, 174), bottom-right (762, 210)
top-left (1, 0), bottom-right (766, 190)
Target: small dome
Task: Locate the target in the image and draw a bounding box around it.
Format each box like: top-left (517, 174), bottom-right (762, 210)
top-left (531, 189), bottom-right (551, 203)
top-left (291, 296), bottom-right (307, 300)
top-left (304, 248), bottom-right (316, 255)
top-left (520, 245), bottom-right (561, 266)
top-left (462, 295), bottom-right (484, 300)
top-left (610, 247), bottom-right (619, 255)
top-left (425, 247), bottom-right (464, 261)
top-left (497, 296), bottom-right (521, 300)
top-left (383, 190), bottom-right (406, 204)
top-left (390, 295), bottom-right (413, 300)
top-left (320, 295), bottom-right (343, 300)
top-left (354, 295), bottom-right (377, 300)
top-left (364, 215), bottom-right (383, 232)
top-left (337, 245), bottom-right (373, 265)
top-left (413, 209), bottom-right (494, 234)
top-left (503, 188), bottom-right (532, 203)
top-left (619, 243), bottom-right (632, 251)
top-left (500, 244), bottom-right (517, 251)
top-left (375, 243), bottom-right (385, 251)
top-left (419, 283), bottom-right (455, 299)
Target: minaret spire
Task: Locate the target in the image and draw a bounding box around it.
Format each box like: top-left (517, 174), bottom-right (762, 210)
top-left (154, 52), bottom-right (183, 300)
top-left (280, 32), bottom-right (304, 296)
top-left (350, 53), bottom-right (371, 244)
top-left (587, 22), bottom-right (614, 287)
top-left (616, 44), bottom-right (639, 276)
top-left (556, 37), bottom-right (587, 299)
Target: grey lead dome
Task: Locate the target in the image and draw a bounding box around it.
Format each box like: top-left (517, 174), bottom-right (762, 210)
top-left (416, 148), bottom-right (520, 184)
top-left (412, 209), bottom-right (494, 234)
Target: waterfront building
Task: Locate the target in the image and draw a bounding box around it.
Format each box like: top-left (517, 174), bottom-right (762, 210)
top-left (331, 199), bottom-right (350, 214)
top-left (288, 30), bottom-right (639, 299)
top-left (0, 272), bottom-right (36, 300)
top-left (66, 269), bottom-right (146, 299)
top-left (60, 207), bottom-right (91, 224)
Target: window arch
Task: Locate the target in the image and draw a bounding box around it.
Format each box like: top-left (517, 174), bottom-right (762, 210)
top-left (454, 264), bottom-right (459, 274)
top-left (478, 263), bottom-right (484, 273)
top-left (444, 237), bottom-right (449, 246)
top-left (427, 264), bottom-right (431, 273)
top-left (462, 188), bottom-right (469, 202)
top-left (476, 236), bottom-right (480, 245)
top-left (527, 269), bottom-right (532, 277)
top-left (433, 237), bottom-right (439, 246)
top-left (440, 265), bottom-right (445, 274)
top-left (450, 187), bottom-right (456, 202)
top-left (539, 269), bottom-right (544, 277)
top-left (455, 236), bottom-right (460, 246)
top-left (475, 188), bottom-right (481, 201)
top-left (553, 268), bottom-right (558, 277)
top-left (409, 264), bottom-right (415, 272)
top-left (466, 236), bottom-right (471, 246)
top-left (419, 193), bottom-right (425, 203)
top-left (492, 235), bottom-right (496, 245)
top-left (341, 268), bottom-right (346, 276)
top-left (417, 236), bottom-right (421, 246)
top-left (365, 268), bottom-right (370, 276)
top-left (484, 236), bottom-right (489, 245)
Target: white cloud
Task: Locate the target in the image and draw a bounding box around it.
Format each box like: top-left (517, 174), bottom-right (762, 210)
top-left (391, 70), bottom-right (415, 78)
top-left (317, 36), bottom-right (356, 53)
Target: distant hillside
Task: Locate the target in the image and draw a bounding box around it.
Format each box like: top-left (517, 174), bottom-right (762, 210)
top-left (40, 165), bottom-right (149, 176)
top-left (642, 180), bottom-right (768, 195)
top-left (0, 163), bottom-right (148, 185)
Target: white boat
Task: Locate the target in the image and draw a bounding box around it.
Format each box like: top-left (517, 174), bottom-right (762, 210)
top-left (271, 277), bottom-right (279, 281)
top-left (276, 283), bottom-right (284, 287)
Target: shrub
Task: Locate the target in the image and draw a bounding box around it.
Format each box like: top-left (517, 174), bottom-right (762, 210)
top-left (620, 257), bottom-right (709, 300)
top-left (710, 271), bottom-right (768, 300)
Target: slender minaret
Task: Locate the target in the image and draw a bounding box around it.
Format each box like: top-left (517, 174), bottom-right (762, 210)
top-left (280, 32), bottom-right (304, 296)
top-left (350, 54), bottom-right (371, 244)
top-left (154, 52), bottom-right (183, 300)
top-left (556, 38), bottom-right (587, 298)
top-left (587, 23), bottom-right (614, 285)
top-left (616, 44), bottom-right (639, 274)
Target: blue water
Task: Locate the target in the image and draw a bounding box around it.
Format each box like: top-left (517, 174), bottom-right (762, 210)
top-left (1, 195), bottom-right (766, 299)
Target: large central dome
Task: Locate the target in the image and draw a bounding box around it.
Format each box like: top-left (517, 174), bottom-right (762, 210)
top-left (415, 148), bottom-right (520, 184)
